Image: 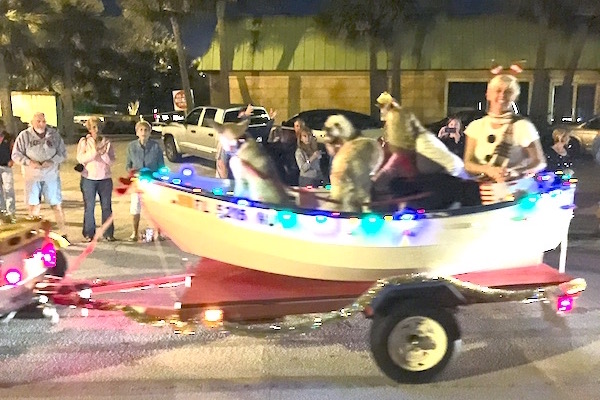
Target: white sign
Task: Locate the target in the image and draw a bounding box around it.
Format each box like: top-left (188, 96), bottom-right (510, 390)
top-left (172, 89), bottom-right (194, 111)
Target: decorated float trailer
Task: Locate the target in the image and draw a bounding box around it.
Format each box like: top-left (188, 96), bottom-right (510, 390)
top-left (40, 166), bottom-right (585, 384)
top-left (0, 219), bottom-right (68, 321)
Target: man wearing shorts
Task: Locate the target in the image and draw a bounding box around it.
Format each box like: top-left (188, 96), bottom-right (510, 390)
top-left (12, 112), bottom-right (67, 232)
top-left (125, 120), bottom-right (165, 241)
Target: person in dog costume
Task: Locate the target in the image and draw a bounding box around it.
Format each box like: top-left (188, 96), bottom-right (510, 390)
top-left (213, 120), bottom-right (291, 205)
top-left (324, 114), bottom-right (384, 212)
top-left (372, 92), bottom-right (481, 210)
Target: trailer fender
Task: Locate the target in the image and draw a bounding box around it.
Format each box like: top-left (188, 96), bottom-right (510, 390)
top-left (369, 282), bottom-right (467, 317)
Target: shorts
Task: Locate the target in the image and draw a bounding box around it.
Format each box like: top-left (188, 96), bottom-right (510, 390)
top-left (130, 192), bottom-right (141, 215)
top-left (26, 177), bottom-right (62, 206)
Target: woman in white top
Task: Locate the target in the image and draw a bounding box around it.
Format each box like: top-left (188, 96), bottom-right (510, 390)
top-left (76, 117), bottom-right (116, 242)
top-left (463, 75), bottom-right (546, 182)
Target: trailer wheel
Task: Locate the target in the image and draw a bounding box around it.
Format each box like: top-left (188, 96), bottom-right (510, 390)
top-left (47, 250), bottom-right (68, 278)
top-left (164, 136), bottom-right (181, 162)
top-left (369, 304), bottom-right (460, 384)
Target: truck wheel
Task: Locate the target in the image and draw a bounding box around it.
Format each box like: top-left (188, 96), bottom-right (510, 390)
top-left (164, 136), bottom-right (181, 162)
top-left (369, 304), bottom-right (460, 384)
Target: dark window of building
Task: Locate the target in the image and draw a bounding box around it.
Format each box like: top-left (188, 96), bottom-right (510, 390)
top-left (552, 85), bottom-right (573, 122)
top-left (576, 85), bottom-right (596, 123)
top-left (552, 84), bottom-right (595, 123)
top-left (448, 81), bottom-right (530, 115)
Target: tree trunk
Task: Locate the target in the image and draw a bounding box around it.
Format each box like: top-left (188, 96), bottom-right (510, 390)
top-left (171, 15), bottom-right (194, 112)
top-left (529, 1), bottom-right (550, 124)
top-left (554, 22), bottom-right (589, 121)
top-left (368, 37), bottom-right (387, 119)
top-left (412, 19), bottom-right (432, 70)
top-left (62, 56), bottom-right (76, 142)
top-left (0, 51), bottom-right (15, 134)
top-left (390, 34), bottom-right (402, 102)
top-left (215, 0), bottom-right (231, 107)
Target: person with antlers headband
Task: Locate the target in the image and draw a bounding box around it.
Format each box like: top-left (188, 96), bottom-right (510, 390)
top-left (463, 74), bottom-right (546, 182)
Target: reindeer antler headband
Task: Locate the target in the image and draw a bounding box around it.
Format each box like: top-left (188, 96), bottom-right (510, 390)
top-left (490, 59), bottom-right (526, 75)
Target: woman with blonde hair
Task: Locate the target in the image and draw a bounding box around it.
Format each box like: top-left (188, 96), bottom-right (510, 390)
top-left (463, 74), bottom-right (546, 182)
top-left (77, 116), bottom-right (116, 242)
top-left (295, 128), bottom-right (323, 187)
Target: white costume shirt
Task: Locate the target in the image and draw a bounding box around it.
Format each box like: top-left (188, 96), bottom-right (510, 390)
top-left (415, 132), bottom-right (467, 178)
top-left (464, 116), bottom-right (539, 168)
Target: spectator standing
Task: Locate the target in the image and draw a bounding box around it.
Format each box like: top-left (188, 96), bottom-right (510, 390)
top-left (0, 120), bottom-right (16, 221)
top-left (545, 128), bottom-right (573, 172)
top-left (126, 120), bottom-right (165, 241)
top-left (77, 117), bottom-right (116, 242)
top-left (11, 112), bottom-right (66, 232)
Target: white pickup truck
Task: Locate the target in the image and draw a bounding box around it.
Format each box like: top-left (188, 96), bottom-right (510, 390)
top-left (161, 105), bottom-right (272, 162)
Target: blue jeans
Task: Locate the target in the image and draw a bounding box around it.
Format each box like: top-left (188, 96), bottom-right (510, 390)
top-left (80, 177), bottom-right (114, 238)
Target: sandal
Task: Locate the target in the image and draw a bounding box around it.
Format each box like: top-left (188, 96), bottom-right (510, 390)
top-left (83, 236), bottom-right (93, 243)
top-left (127, 234), bottom-right (138, 242)
top-left (104, 236), bottom-right (117, 242)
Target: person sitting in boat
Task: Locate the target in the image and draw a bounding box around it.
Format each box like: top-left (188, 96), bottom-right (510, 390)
top-left (371, 92), bottom-right (480, 210)
top-left (463, 74), bottom-right (546, 183)
top-left (324, 114), bottom-right (384, 212)
top-left (295, 126), bottom-right (324, 188)
top-left (213, 119), bottom-right (291, 205)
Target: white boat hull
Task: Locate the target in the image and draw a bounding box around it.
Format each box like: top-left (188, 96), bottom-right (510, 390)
top-left (136, 173), bottom-right (575, 282)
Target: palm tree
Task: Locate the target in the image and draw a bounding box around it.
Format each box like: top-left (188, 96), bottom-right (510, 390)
top-left (316, 0), bottom-right (437, 118)
top-left (514, 0), bottom-right (600, 123)
top-left (119, 0), bottom-right (219, 112)
top-left (38, 0), bottom-right (107, 141)
top-left (0, 1), bottom-right (45, 133)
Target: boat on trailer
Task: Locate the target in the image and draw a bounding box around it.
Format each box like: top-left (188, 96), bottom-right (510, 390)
top-left (33, 167), bottom-right (587, 384)
top-left (133, 166), bottom-right (577, 281)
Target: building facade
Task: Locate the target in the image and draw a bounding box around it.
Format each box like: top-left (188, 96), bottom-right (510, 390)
top-left (194, 15), bottom-right (600, 124)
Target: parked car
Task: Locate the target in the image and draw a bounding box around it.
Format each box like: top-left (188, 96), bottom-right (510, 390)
top-left (151, 111), bottom-right (185, 134)
top-left (74, 114), bottom-right (140, 135)
top-left (161, 105), bottom-right (272, 162)
top-left (562, 115), bottom-right (600, 157)
top-left (282, 109), bottom-right (383, 143)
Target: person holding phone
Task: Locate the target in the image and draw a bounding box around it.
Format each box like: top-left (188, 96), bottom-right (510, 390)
top-left (438, 117), bottom-right (465, 157)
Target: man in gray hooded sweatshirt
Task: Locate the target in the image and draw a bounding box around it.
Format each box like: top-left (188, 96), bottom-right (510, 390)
top-left (12, 112), bottom-right (67, 232)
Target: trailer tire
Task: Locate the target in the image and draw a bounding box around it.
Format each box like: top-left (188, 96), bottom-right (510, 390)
top-left (369, 304), bottom-right (460, 384)
top-left (47, 250), bottom-right (68, 278)
top-left (164, 136), bottom-right (181, 162)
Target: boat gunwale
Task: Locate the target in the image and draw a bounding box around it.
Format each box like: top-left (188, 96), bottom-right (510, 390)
top-left (142, 175), bottom-right (571, 219)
